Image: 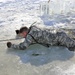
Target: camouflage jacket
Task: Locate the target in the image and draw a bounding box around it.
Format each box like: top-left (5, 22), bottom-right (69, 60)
top-left (11, 25), bottom-right (75, 50)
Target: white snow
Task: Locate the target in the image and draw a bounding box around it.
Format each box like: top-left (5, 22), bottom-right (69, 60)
top-left (0, 0), bottom-right (75, 75)
top-left (0, 0), bottom-right (15, 3)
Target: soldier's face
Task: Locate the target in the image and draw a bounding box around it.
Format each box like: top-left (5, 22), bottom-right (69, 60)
top-left (19, 31), bottom-right (27, 38)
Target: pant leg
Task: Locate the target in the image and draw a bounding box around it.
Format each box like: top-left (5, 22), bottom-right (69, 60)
top-left (57, 32), bottom-right (75, 50)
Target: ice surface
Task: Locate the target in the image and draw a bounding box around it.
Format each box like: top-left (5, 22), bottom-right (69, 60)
top-left (0, 0), bottom-right (75, 75)
top-left (1, 43), bottom-right (75, 75)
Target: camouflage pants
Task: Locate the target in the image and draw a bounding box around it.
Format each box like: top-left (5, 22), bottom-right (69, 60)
top-left (56, 32), bottom-right (75, 49)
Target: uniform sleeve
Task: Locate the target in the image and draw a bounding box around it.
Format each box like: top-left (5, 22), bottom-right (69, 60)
top-left (11, 35), bottom-right (33, 50)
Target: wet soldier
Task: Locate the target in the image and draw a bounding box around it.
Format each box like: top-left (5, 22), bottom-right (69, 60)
top-left (7, 25), bottom-right (75, 51)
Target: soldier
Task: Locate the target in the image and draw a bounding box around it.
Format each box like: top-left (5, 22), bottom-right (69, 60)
top-left (7, 25), bottom-right (75, 51)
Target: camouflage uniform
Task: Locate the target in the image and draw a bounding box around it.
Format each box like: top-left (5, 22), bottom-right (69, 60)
top-left (11, 25), bottom-right (75, 50)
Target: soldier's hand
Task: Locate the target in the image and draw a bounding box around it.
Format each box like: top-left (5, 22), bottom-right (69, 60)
top-left (7, 42), bottom-right (12, 48)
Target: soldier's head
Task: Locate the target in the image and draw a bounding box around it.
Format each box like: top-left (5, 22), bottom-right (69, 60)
top-left (19, 27), bottom-right (29, 38)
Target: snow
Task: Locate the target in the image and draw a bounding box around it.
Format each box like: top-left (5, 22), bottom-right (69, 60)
top-left (0, 0), bottom-right (15, 3)
top-left (0, 0), bottom-right (75, 75)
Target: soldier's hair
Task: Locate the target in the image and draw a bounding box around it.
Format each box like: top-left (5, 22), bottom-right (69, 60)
top-left (20, 27), bottom-right (29, 33)
top-left (15, 30), bottom-right (20, 34)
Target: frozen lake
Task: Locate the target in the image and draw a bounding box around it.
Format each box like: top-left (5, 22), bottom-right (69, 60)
top-left (0, 41), bottom-right (75, 75)
top-left (0, 0), bottom-right (75, 75)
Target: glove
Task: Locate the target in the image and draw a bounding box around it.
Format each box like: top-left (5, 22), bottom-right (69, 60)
top-left (7, 42), bottom-right (12, 48)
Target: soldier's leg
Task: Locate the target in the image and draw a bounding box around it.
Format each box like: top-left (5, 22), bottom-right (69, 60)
top-left (57, 32), bottom-right (75, 51)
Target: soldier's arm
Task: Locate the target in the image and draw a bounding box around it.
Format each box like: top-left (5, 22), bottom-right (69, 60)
top-left (11, 35), bottom-right (33, 50)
